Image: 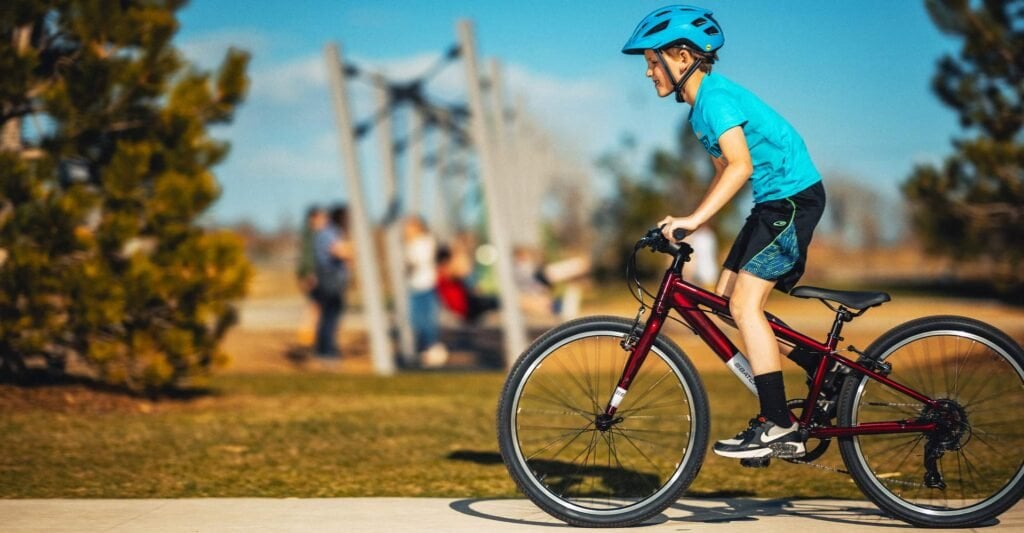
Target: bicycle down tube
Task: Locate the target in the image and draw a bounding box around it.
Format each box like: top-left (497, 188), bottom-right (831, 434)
top-left (601, 266), bottom-right (940, 438)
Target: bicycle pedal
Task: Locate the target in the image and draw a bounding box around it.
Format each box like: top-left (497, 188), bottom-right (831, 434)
top-left (740, 457), bottom-right (771, 468)
top-left (769, 442), bottom-right (807, 459)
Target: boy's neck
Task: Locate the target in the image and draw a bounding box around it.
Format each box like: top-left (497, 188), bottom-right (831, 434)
top-left (680, 70), bottom-right (707, 106)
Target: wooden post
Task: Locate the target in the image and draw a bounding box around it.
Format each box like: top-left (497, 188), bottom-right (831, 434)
top-left (458, 20), bottom-right (528, 366)
top-left (323, 43), bottom-right (394, 375)
top-left (431, 110), bottom-right (452, 240)
top-left (408, 106), bottom-right (425, 218)
top-left (373, 74), bottom-right (418, 365)
top-left (523, 107), bottom-right (555, 248)
top-left (487, 59), bottom-right (521, 246)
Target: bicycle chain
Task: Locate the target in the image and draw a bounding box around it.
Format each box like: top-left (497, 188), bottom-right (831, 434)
top-left (783, 456), bottom-right (848, 475)
top-left (783, 449), bottom-right (931, 490)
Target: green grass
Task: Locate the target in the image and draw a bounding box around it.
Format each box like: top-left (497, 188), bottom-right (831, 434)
top-left (0, 371), bottom-right (864, 499)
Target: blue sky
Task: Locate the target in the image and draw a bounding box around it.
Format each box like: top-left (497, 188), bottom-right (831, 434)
top-left (175, 1), bottom-right (962, 230)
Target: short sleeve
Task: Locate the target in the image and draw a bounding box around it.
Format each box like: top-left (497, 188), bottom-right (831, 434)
top-left (702, 89), bottom-right (747, 141)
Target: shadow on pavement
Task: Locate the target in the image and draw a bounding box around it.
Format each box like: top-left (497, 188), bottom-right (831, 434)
top-left (665, 498), bottom-right (902, 528)
top-left (448, 496), bottom-right (949, 529)
top-left (447, 450), bottom-right (660, 501)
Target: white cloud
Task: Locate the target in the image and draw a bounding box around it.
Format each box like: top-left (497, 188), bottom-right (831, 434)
top-left (178, 29), bottom-right (268, 70)
top-left (235, 130), bottom-right (339, 183)
top-left (250, 54), bottom-right (328, 104)
top-left (193, 38), bottom-right (634, 227)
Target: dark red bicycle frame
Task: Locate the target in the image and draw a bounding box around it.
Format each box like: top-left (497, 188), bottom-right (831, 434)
top-left (604, 264), bottom-right (941, 439)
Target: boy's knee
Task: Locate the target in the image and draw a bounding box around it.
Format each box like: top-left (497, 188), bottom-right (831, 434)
top-left (729, 293), bottom-right (762, 324)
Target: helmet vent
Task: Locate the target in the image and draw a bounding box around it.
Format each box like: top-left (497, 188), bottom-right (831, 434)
top-left (643, 20), bottom-right (670, 37)
top-left (704, 26), bottom-right (720, 36)
top-left (691, 17), bottom-right (707, 27)
top-left (655, 10), bottom-right (671, 16)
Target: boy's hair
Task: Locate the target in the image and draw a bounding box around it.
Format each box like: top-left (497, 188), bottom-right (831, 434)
top-left (329, 204), bottom-right (349, 232)
top-left (436, 244), bottom-right (453, 266)
top-left (664, 46), bottom-right (716, 73)
top-left (305, 205), bottom-right (323, 221)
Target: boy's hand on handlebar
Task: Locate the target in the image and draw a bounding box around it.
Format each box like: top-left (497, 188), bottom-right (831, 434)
top-left (658, 216), bottom-right (699, 241)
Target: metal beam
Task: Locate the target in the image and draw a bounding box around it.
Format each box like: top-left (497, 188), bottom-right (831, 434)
top-left (457, 20), bottom-right (528, 367)
top-left (373, 74), bottom-right (418, 366)
top-left (323, 43), bottom-right (394, 375)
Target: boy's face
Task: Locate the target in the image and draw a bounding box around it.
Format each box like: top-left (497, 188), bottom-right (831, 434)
top-left (311, 211), bottom-right (327, 230)
top-left (643, 49), bottom-right (686, 98)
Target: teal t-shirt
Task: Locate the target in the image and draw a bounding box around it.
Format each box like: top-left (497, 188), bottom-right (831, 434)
top-left (689, 73), bottom-right (821, 203)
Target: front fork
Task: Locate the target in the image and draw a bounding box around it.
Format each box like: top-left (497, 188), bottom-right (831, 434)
top-left (597, 304), bottom-right (670, 431)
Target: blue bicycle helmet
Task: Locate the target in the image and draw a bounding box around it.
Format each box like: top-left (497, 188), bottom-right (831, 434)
top-left (623, 5), bottom-right (724, 102)
top-left (622, 5), bottom-right (724, 55)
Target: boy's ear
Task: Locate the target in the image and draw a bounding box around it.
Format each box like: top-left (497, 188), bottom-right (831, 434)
top-left (678, 48), bottom-right (694, 67)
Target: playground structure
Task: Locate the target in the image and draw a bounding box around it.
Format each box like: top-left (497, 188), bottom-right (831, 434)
top-left (324, 20), bottom-right (593, 375)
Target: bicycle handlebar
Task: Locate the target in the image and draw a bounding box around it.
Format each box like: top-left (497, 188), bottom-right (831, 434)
top-left (637, 226), bottom-right (688, 255)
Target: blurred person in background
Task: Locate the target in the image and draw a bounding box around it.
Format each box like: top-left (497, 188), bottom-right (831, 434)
top-left (404, 216), bottom-right (447, 368)
top-left (312, 204), bottom-right (353, 361)
top-left (513, 246), bottom-right (586, 321)
top-left (683, 225), bottom-right (719, 288)
top-left (436, 244), bottom-right (499, 324)
top-left (296, 206), bottom-right (327, 351)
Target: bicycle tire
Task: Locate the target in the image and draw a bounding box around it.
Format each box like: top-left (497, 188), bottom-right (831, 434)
top-left (497, 316), bottom-right (709, 527)
top-left (837, 315), bottom-right (1024, 527)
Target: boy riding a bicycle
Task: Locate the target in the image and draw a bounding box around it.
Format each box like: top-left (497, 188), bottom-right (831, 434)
top-left (623, 5), bottom-right (826, 460)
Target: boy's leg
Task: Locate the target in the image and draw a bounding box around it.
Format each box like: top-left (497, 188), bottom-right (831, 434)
top-left (717, 268), bottom-right (812, 375)
top-left (713, 271), bottom-right (804, 459)
top-left (715, 269), bottom-right (738, 297)
top-left (730, 272), bottom-right (782, 375)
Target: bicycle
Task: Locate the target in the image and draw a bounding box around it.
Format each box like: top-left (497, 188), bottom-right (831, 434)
top-left (497, 227), bottom-right (1024, 527)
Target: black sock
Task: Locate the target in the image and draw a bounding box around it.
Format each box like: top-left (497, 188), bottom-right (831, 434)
top-left (754, 371), bottom-right (792, 427)
top-left (787, 347), bottom-right (819, 378)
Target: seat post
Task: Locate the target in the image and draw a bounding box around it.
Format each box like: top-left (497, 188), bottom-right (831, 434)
top-left (826, 305), bottom-right (854, 351)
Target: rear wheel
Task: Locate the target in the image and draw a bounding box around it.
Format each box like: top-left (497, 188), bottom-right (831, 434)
top-left (497, 316), bottom-right (709, 527)
top-left (838, 316), bottom-right (1024, 527)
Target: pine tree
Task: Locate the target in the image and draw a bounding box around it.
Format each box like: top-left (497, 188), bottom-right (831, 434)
top-left (903, 0), bottom-right (1024, 281)
top-left (0, 0), bottom-right (251, 391)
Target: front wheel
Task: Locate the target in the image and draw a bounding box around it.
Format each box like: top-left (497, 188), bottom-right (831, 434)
top-left (497, 316), bottom-right (709, 527)
top-left (838, 316), bottom-right (1024, 527)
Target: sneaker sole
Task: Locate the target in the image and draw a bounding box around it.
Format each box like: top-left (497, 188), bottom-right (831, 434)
top-left (713, 446), bottom-right (773, 459)
top-left (713, 442), bottom-right (806, 460)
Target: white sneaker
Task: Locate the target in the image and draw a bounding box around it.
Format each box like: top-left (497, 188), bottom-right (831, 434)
top-left (421, 343), bottom-right (449, 368)
top-left (713, 417), bottom-right (805, 459)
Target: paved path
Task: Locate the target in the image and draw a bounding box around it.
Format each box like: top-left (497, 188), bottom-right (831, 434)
top-left (4, 498), bottom-right (1023, 532)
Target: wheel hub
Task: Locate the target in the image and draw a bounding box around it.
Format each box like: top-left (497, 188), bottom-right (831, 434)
top-left (595, 413), bottom-right (623, 432)
top-left (920, 398), bottom-right (971, 451)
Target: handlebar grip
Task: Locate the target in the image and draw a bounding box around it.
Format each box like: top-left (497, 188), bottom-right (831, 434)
top-left (672, 228), bottom-right (687, 241)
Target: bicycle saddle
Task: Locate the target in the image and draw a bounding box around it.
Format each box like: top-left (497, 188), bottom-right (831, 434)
top-left (790, 286), bottom-right (891, 310)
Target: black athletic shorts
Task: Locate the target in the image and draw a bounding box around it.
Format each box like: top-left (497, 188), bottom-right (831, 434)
top-left (723, 181), bottom-right (826, 293)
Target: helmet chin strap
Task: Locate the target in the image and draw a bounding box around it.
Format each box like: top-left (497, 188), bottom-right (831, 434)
top-left (655, 49), bottom-right (703, 103)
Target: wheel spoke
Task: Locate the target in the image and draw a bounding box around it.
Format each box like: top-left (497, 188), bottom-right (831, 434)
top-left (847, 326), bottom-right (1024, 518)
top-left (503, 324), bottom-right (701, 518)
top-left (524, 422), bottom-right (594, 461)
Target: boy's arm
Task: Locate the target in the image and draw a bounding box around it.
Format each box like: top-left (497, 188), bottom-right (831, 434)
top-left (660, 126), bottom-right (752, 235)
top-left (692, 128), bottom-right (751, 224)
top-left (331, 239), bottom-right (353, 261)
top-left (697, 155), bottom-right (728, 205)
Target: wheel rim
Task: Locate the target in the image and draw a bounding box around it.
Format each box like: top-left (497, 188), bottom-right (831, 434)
top-left (510, 330), bottom-right (697, 516)
top-left (852, 330), bottom-right (1024, 516)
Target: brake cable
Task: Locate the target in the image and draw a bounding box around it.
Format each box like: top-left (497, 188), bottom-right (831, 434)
top-left (624, 238), bottom-right (698, 335)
